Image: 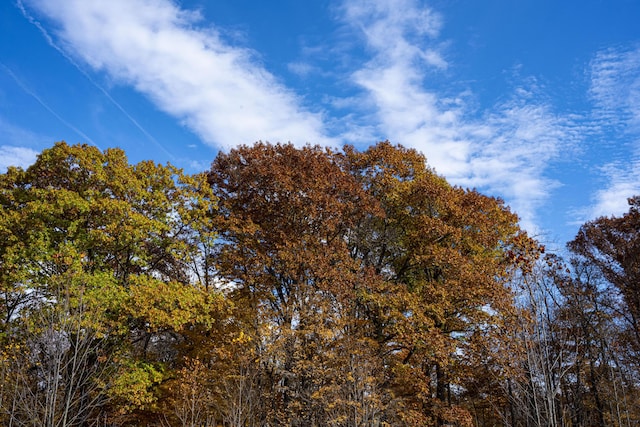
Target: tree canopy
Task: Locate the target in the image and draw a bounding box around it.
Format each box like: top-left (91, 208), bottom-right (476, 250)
top-left (1, 141), bottom-right (639, 426)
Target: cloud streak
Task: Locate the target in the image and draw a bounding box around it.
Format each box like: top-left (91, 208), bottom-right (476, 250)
top-left (26, 0), bottom-right (335, 148)
top-left (1, 63), bottom-right (97, 146)
top-left (589, 160), bottom-right (640, 219)
top-left (23, 0), bottom-right (595, 234)
top-left (17, 0), bottom-right (175, 158)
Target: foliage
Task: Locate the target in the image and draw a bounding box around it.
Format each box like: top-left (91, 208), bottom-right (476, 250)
top-left (3, 140), bottom-right (640, 426)
top-left (0, 142), bottom-right (222, 426)
top-left (207, 141), bottom-right (539, 426)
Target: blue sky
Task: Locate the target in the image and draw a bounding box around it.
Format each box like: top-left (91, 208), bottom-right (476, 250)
top-left (1, 0), bottom-right (640, 248)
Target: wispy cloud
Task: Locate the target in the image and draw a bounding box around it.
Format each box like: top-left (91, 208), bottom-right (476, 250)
top-left (339, 0), bottom-right (576, 232)
top-left (588, 159), bottom-right (640, 219)
top-left (341, 0), bottom-right (445, 67)
top-left (0, 115), bottom-right (51, 147)
top-left (25, 0), bottom-right (335, 148)
top-left (461, 90), bottom-right (577, 232)
top-left (23, 0), bottom-right (587, 234)
top-left (0, 145), bottom-right (38, 172)
top-left (589, 45), bottom-right (640, 131)
top-left (584, 45), bottom-right (640, 220)
top-left (0, 106), bottom-right (50, 172)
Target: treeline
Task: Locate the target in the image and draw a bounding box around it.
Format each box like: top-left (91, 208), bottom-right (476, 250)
top-left (0, 141), bottom-right (638, 426)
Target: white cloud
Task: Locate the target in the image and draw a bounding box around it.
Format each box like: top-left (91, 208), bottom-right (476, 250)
top-left (584, 46), bottom-right (640, 220)
top-left (0, 146), bottom-right (38, 171)
top-left (340, 0), bottom-right (576, 233)
top-left (584, 159), bottom-right (640, 220)
top-left (341, 0), bottom-right (443, 59)
top-left (589, 45), bottom-right (640, 130)
top-left (17, 0), bottom-right (174, 157)
top-left (287, 61), bottom-right (318, 78)
top-left (461, 96), bottom-right (575, 232)
top-left (26, 0), bottom-right (335, 148)
top-left (0, 116), bottom-right (43, 172)
top-left (23, 0), bottom-right (585, 234)
top-left (0, 116), bottom-right (51, 148)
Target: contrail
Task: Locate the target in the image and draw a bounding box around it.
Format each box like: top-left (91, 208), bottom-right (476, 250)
top-left (16, 0), bottom-right (176, 160)
top-left (1, 63), bottom-right (98, 148)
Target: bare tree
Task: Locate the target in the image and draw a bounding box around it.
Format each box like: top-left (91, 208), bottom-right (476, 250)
top-left (2, 287), bottom-right (114, 427)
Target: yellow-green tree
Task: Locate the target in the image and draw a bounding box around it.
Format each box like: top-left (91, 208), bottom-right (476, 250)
top-left (0, 142), bottom-right (222, 426)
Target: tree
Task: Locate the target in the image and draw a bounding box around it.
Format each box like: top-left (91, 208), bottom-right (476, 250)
top-left (566, 196), bottom-right (640, 425)
top-left (504, 246), bottom-right (640, 427)
top-left (0, 142), bottom-right (222, 425)
top-left (504, 255), bottom-right (571, 427)
top-left (209, 142), bottom-right (381, 426)
top-left (569, 196), bottom-right (640, 365)
top-left (343, 142), bottom-right (540, 426)
top-left (556, 257), bottom-right (633, 427)
top-left (208, 141), bottom-right (539, 426)
top-left (0, 140), bottom-right (543, 426)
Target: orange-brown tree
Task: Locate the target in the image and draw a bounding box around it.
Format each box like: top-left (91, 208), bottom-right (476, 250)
top-left (208, 142), bottom-right (383, 426)
top-left (569, 196), bottom-right (640, 366)
top-left (555, 257), bottom-right (632, 427)
top-left (343, 142), bottom-right (541, 426)
top-left (565, 196), bottom-right (640, 425)
top-left (208, 141), bottom-right (539, 426)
